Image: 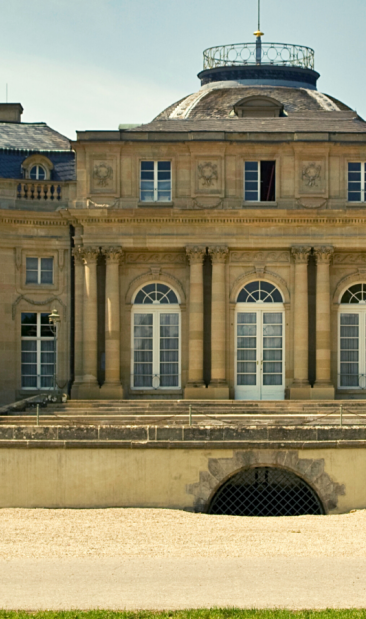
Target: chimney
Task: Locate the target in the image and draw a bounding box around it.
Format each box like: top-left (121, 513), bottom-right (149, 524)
top-left (0, 103), bottom-right (23, 123)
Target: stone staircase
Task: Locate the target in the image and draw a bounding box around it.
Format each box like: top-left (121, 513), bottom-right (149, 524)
top-left (1, 399), bottom-right (365, 426)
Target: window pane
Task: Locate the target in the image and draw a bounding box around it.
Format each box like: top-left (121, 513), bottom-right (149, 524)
top-left (38, 166), bottom-right (46, 180)
top-left (26, 271), bottom-right (38, 284)
top-left (158, 162), bottom-right (171, 171)
top-left (26, 257), bottom-right (38, 270)
top-left (349, 163), bottom-right (361, 172)
top-left (29, 166), bottom-right (38, 180)
top-left (21, 313), bottom-right (37, 337)
top-left (237, 349), bottom-right (256, 361)
top-left (141, 161), bottom-right (154, 171)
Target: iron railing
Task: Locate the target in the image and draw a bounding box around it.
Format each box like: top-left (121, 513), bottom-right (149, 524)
top-left (203, 42), bottom-right (315, 70)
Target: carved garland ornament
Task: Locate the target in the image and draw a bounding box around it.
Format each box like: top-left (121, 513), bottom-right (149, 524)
top-left (197, 162), bottom-right (218, 187)
top-left (93, 163), bottom-right (113, 187)
top-left (230, 251), bottom-right (291, 264)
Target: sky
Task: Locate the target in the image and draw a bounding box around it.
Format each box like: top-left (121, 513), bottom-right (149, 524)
top-left (0, 0), bottom-right (365, 140)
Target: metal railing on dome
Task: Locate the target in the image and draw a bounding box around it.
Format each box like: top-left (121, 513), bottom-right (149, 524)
top-left (203, 42), bottom-right (315, 71)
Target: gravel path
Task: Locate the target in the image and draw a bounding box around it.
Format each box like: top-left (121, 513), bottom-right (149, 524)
top-left (1, 509), bottom-right (366, 610)
top-left (0, 508), bottom-right (365, 559)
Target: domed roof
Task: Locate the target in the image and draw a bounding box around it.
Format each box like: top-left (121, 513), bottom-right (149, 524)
top-left (154, 84), bottom-right (351, 121)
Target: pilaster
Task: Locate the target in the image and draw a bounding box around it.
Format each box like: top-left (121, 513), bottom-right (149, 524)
top-left (313, 246), bottom-right (335, 400)
top-left (100, 247), bottom-right (124, 400)
top-left (184, 246), bottom-right (207, 399)
top-left (289, 246), bottom-right (312, 400)
top-left (207, 246), bottom-right (229, 399)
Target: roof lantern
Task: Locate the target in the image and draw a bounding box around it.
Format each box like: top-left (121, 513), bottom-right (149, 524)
top-left (198, 1), bottom-right (319, 90)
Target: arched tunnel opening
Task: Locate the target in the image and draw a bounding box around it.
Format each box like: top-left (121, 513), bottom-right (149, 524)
top-left (207, 466), bottom-right (324, 517)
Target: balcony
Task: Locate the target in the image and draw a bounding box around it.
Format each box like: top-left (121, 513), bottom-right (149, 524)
top-left (17, 181), bottom-right (63, 201)
top-left (203, 42), bottom-right (315, 71)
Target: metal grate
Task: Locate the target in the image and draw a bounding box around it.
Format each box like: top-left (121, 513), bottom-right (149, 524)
top-left (208, 467), bottom-right (324, 517)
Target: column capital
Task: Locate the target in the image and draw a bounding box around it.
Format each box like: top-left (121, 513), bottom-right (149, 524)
top-left (186, 246), bottom-right (206, 265)
top-left (72, 246), bottom-right (84, 265)
top-left (208, 246), bottom-right (229, 264)
top-left (313, 246), bottom-right (334, 265)
top-left (102, 246), bottom-right (124, 264)
top-left (291, 246), bottom-right (311, 264)
top-left (77, 246), bottom-right (100, 264)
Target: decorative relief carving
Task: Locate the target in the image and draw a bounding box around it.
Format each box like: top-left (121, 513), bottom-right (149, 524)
top-left (72, 246), bottom-right (84, 265)
top-left (230, 251), bottom-right (291, 264)
top-left (87, 199), bottom-right (121, 209)
top-left (314, 246), bottom-right (334, 264)
top-left (58, 249), bottom-right (65, 271)
top-left (291, 246), bottom-right (312, 263)
top-left (93, 163), bottom-right (113, 187)
top-left (333, 254), bottom-right (366, 265)
top-left (208, 246), bottom-right (229, 263)
top-left (101, 247), bottom-right (124, 263)
top-left (192, 198), bottom-right (223, 210)
top-left (197, 162), bottom-right (218, 187)
top-left (78, 247), bottom-right (100, 264)
top-left (299, 160), bottom-right (326, 195)
top-left (126, 253), bottom-right (186, 264)
top-left (186, 246), bottom-right (206, 265)
top-left (302, 162), bottom-right (321, 187)
top-left (15, 247), bottom-right (22, 270)
top-left (296, 198), bottom-right (328, 210)
top-left (12, 295), bottom-right (66, 320)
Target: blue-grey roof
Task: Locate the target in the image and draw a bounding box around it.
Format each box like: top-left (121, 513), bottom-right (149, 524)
top-left (0, 122), bottom-right (75, 181)
top-left (0, 122), bottom-right (71, 151)
top-left (0, 150), bottom-right (75, 181)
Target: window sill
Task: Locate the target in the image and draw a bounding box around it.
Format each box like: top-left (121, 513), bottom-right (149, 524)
top-left (138, 202), bottom-right (174, 208)
top-left (243, 201), bottom-right (278, 208)
top-left (346, 202), bottom-right (366, 207)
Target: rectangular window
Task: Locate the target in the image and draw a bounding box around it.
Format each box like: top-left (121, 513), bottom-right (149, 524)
top-left (244, 161), bottom-right (276, 202)
top-left (21, 312), bottom-right (55, 389)
top-left (348, 162), bottom-right (366, 202)
top-left (133, 311), bottom-right (180, 389)
top-left (26, 257), bottom-right (53, 285)
top-left (140, 161), bottom-right (172, 202)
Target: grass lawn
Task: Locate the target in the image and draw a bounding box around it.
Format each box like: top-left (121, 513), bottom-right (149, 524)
top-left (0, 611), bottom-right (366, 619)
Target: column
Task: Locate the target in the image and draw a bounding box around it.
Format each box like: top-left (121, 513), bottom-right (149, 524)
top-left (70, 246), bottom-right (84, 399)
top-left (313, 246), bottom-right (335, 399)
top-left (207, 246), bottom-right (229, 399)
top-left (100, 247), bottom-right (124, 399)
top-left (184, 246), bottom-right (206, 399)
top-left (289, 246), bottom-right (311, 400)
top-left (78, 247), bottom-right (100, 399)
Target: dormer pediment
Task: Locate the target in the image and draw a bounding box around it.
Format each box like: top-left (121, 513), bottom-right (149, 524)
top-left (234, 95), bottom-right (284, 118)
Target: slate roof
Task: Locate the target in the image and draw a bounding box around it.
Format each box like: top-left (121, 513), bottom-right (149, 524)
top-left (128, 113), bottom-right (366, 134)
top-left (155, 86), bottom-right (350, 121)
top-left (0, 150), bottom-right (76, 181)
top-left (0, 122), bottom-right (71, 151)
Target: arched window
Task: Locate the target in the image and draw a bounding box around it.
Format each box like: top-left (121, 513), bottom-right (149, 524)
top-left (132, 283), bottom-right (180, 390)
top-left (339, 283), bottom-right (366, 389)
top-left (237, 281), bottom-right (283, 303)
top-left (134, 283), bottom-right (178, 304)
top-left (29, 165), bottom-right (46, 181)
top-left (236, 280), bottom-right (285, 401)
top-left (341, 284), bottom-right (366, 304)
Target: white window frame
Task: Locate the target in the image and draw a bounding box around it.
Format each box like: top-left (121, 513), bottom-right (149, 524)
top-left (235, 305), bottom-right (285, 400)
top-left (131, 305), bottom-right (181, 391)
top-left (338, 306), bottom-right (366, 390)
top-left (21, 312), bottom-right (56, 390)
top-left (244, 160), bottom-right (276, 203)
top-left (25, 257), bottom-right (54, 285)
top-left (140, 160), bottom-right (172, 203)
top-left (348, 162), bottom-right (366, 203)
top-left (29, 164), bottom-right (47, 181)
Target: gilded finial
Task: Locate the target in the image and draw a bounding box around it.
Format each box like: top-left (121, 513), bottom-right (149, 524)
top-left (254, 0), bottom-right (264, 38)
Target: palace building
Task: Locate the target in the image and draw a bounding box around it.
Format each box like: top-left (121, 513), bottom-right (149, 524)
top-left (2, 33), bottom-right (366, 407)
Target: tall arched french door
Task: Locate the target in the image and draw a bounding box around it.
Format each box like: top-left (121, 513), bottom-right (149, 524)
top-left (339, 283), bottom-right (366, 390)
top-left (235, 281), bottom-right (285, 401)
top-left (131, 283), bottom-right (181, 391)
